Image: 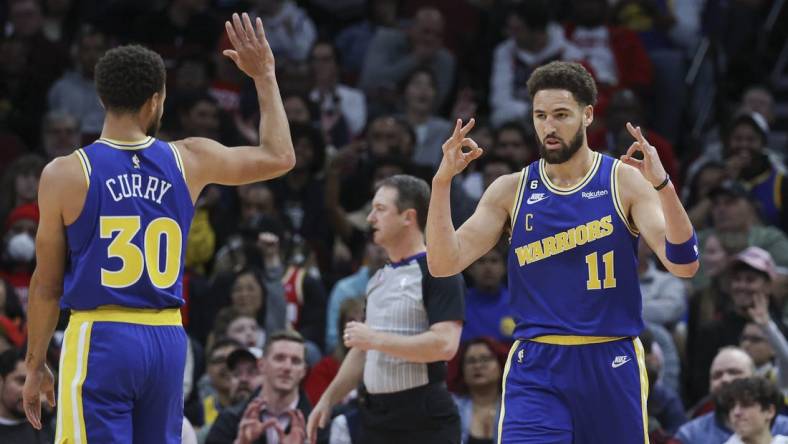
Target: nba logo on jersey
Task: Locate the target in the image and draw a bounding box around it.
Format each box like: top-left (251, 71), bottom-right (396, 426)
top-left (132, 154), bottom-right (141, 169)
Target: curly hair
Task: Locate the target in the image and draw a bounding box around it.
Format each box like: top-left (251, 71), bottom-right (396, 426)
top-left (526, 61), bottom-right (597, 107)
top-left (95, 45), bottom-right (165, 113)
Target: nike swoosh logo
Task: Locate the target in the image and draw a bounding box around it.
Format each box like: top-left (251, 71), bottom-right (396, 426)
top-left (526, 195), bottom-right (548, 205)
top-left (611, 358), bottom-right (631, 368)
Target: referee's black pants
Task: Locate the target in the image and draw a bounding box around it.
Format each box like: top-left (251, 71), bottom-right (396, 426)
top-left (358, 382), bottom-right (461, 444)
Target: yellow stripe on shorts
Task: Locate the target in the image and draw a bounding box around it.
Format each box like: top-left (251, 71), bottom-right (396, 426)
top-left (56, 320), bottom-right (93, 444)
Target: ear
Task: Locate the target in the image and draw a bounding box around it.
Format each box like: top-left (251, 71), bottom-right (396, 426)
top-left (584, 105), bottom-right (594, 128)
top-left (403, 208), bottom-right (418, 226)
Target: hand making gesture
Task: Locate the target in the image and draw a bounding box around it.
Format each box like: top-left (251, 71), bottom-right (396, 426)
top-left (223, 12), bottom-right (275, 79)
top-left (22, 363), bottom-right (55, 430)
top-left (619, 122), bottom-right (669, 188)
top-left (434, 118), bottom-right (484, 184)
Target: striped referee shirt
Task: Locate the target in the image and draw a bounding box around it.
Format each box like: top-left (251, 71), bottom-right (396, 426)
top-left (363, 252), bottom-right (465, 394)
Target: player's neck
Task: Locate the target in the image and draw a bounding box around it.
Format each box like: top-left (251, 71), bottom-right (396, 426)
top-left (101, 113), bottom-right (150, 142)
top-left (543, 146), bottom-right (594, 188)
top-left (384, 231), bottom-right (425, 263)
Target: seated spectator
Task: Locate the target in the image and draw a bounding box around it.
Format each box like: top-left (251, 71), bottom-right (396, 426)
top-left (637, 236), bottom-right (686, 329)
top-left (461, 242), bottom-right (513, 344)
top-left (305, 297), bottom-right (365, 405)
top-left (489, 0), bottom-right (583, 126)
top-left (211, 307), bottom-right (266, 349)
top-left (718, 377), bottom-right (788, 444)
top-left (308, 41), bottom-right (367, 143)
top-left (640, 329), bottom-right (686, 437)
top-left (452, 337), bottom-right (508, 444)
top-left (359, 7), bottom-right (455, 113)
top-left (740, 321), bottom-right (788, 395)
top-left (0, 155), bottom-right (46, 226)
top-left (398, 67), bottom-right (452, 169)
top-left (197, 337), bottom-right (243, 429)
top-left (0, 349), bottom-right (55, 444)
top-left (723, 112), bottom-right (788, 231)
top-left (206, 330), bottom-right (312, 444)
top-left (565, 0), bottom-right (653, 117)
top-left (684, 161), bottom-right (727, 232)
top-left (335, 0), bottom-right (401, 80)
top-left (325, 241), bottom-right (387, 353)
top-left (697, 181), bottom-right (788, 279)
top-left (39, 110), bottom-right (81, 161)
top-left (46, 25), bottom-right (107, 141)
top-left (0, 278), bottom-right (25, 349)
top-left (1, 203), bottom-right (40, 309)
top-left (675, 347), bottom-right (788, 443)
top-left (251, 0), bottom-right (317, 64)
top-left (227, 346), bottom-right (264, 405)
top-left (687, 247), bottom-right (785, 407)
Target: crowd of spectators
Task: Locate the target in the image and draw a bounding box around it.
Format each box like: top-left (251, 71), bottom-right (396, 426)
top-left (1, 0), bottom-right (788, 443)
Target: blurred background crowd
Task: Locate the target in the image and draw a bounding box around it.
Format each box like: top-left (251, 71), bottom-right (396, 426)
top-left (1, 0), bottom-right (788, 443)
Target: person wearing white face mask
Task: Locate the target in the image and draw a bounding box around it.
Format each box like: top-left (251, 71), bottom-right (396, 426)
top-left (1, 203), bottom-right (39, 311)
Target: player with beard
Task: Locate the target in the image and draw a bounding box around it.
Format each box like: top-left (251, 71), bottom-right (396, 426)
top-left (22, 13), bottom-right (295, 444)
top-left (426, 61), bottom-right (699, 443)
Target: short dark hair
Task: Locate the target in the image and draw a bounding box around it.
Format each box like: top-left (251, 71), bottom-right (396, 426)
top-left (717, 377), bottom-right (781, 427)
top-left (527, 61), bottom-right (597, 107)
top-left (0, 348), bottom-right (24, 379)
top-left (95, 45), bottom-right (166, 113)
top-left (264, 330), bottom-right (305, 356)
top-left (209, 337), bottom-right (244, 357)
top-left (376, 174), bottom-right (431, 232)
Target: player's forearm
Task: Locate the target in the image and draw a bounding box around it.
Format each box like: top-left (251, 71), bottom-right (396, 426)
top-left (321, 347), bottom-right (364, 406)
top-left (657, 182), bottom-right (699, 276)
top-left (371, 329), bottom-right (458, 363)
top-left (253, 73), bottom-right (295, 171)
top-left (25, 273), bottom-right (61, 370)
top-left (426, 178), bottom-right (461, 277)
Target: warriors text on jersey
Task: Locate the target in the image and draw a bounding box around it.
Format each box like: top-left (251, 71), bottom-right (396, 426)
top-left (507, 152), bottom-right (644, 339)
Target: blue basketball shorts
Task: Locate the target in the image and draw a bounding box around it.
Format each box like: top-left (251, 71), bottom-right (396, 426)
top-left (497, 337), bottom-right (649, 444)
top-left (55, 306), bottom-right (187, 444)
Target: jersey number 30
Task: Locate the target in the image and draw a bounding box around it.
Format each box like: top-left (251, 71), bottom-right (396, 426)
top-left (100, 216), bottom-right (182, 288)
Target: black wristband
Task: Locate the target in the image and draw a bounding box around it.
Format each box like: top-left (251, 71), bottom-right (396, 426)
top-left (654, 174), bottom-right (670, 191)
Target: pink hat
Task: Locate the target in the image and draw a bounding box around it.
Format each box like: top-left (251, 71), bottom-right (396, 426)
top-left (729, 246), bottom-right (777, 281)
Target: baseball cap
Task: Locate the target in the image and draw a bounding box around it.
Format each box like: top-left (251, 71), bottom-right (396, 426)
top-left (728, 246), bottom-right (777, 281)
top-left (226, 347), bottom-right (262, 371)
top-left (729, 111), bottom-right (769, 141)
top-left (708, 180), bottom-right (749, 200)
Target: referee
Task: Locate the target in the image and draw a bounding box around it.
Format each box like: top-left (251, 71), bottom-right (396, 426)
top-left (307, 174), bottom-right (465, 444)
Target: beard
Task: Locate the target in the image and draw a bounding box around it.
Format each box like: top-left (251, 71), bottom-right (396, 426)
top-left (146, 104), bottom-right (163, 137)
top-left (537, 124), bottom-right (585, 164)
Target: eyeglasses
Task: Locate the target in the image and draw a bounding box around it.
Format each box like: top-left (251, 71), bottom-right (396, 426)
top-left (464, 355), bottom-right (496, 366)
top-left (740, 334), bottom-right (766, 343)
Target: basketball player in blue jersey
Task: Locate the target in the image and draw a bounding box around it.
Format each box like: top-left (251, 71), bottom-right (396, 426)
top-left (426, 61), bottom-right (700, 443)
top-left (21, 13), bottom-right (295, 444)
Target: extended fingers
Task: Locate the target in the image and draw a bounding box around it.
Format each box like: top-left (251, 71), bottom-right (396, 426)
top-left (225, 17), bottom-right (242, 49)
top-left (242, 13), bottom-right (257, 45)
top-left (459, 118), bottom-right (476, 138)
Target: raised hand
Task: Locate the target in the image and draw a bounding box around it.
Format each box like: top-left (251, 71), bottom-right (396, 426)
top-left (223, 13), bottom-right (275, 79)
top-left (273, 410), bottom-right (307, 444)
top-left (748, 292), bottom-right (771, 326)
top-left (22, 363), bottom-right (55, 430)
top-left (435, 118), bottom-right (483, 184)
top-left (619, 122), bottom-right (668, 188)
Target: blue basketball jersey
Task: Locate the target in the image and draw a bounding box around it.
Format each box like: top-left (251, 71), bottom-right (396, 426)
top-left (507, 152), bottom-right (644, 339)
top-left (62, 137), bottom-right (194, 310)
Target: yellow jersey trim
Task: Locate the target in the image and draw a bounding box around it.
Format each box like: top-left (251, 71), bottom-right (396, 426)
top-left (70, 305), bottom-right (182, 326)
top-left (539, 151), bottom-right (601, 195)
top-left (497, 339), bottom-right (520, 443)
top-left (633, 337), bottom-right (650, 443)
top-left (529, 335), bottom-right (625, 345)
top-left (612, 160), bottom-right (639, 236)
top-left (510, 167), bottom-right (528, 229)
top-left (74, 149), bottom-right (91, 187)
top-left (168, 142), bottom-right (187, 181)
top-left (97, 136), bottom-right (155, 150)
